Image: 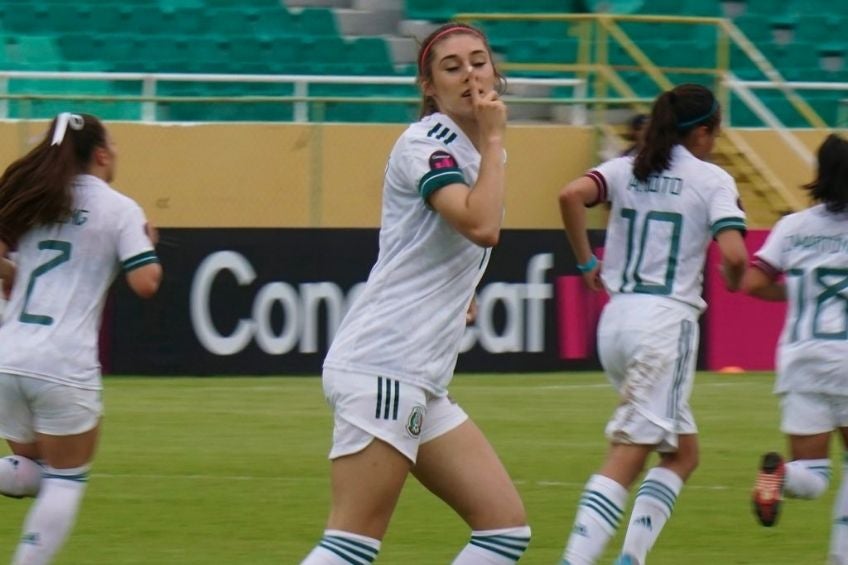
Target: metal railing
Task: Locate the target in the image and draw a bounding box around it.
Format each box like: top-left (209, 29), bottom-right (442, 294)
top-left (0, 70), bottom-right (589, 124)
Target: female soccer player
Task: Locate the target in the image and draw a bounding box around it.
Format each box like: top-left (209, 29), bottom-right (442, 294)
top-left (300, 23), bottom-right (531, 564)
top-left (558, 84), bottom-right (748, 565)
top-left (744, 133), bottom-right (848, 565)
top-left (0, 113), bottom-right (161, 564)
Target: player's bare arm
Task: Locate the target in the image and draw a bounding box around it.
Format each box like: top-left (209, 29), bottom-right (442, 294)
top-left (559, 175), bottom-right (603, 291)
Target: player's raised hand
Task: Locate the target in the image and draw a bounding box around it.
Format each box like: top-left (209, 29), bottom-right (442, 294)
top-left (470, 75), bottom-right (506, 142)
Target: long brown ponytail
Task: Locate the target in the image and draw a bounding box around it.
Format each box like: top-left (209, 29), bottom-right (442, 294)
top-left (633, 84), bottom-right (720, 182)
top-left (0, 113), bottom-right (106, 246)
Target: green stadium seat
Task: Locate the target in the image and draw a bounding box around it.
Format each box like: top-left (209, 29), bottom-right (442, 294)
top-left (43, 5), bottom-right (93, 33)
top-left (480, 20), bottom-right (574, 50)
top-left (807, 92), bottom-right (840, 125)
top-left (293, 8), bottom-right (337, 37)
top-left (160, 7), bottom-right (206, 35)
top-left (157, 76), bottom-right (295, 122)
top-left (159, 0), bottom-right (204, 8)
top-left (741, 0), bottom-right (795, 16)
top-left (732, 14), bottom-right (772, 42)
top-left (347, 38), bottom-right (394, 74)
top-left (1, 35), bottom-right (63, 69)
top-left (761, 43), bottom-right (818, 73)
top-left (204, 8), bottom-right (256, 36)
top-left (586, 0), bottom-right (644, 14)
top-left (56, 34), bottom-right (93, 62)
top-left (250, 8), bottom-right (297, 37)
top-left (405, 0), bottom-right (452, 21)
top-left (405, 0), bottom-right (582, 20)
top-left (681, 0), bottom-right (721, 16)
top-left (795, 15), bottom-right (844, 41)
top-left (85, 5), bottom-right (126, 31)
top-left (226, 37), bottom-right (273, 63)
top-left (298, 36), bottom-right (346, 66)
top-left (617, 70), bottom-right (661, 96)
top-left (307, 83), bottom-right (415, 123)
top-left (505, 38), bottom-right (579, 65)
top-left (6, 72), bottom-right (140, 120)
top-left (202, 0), bottom-right (280, 6)
top-left (1, 4), bottom-right (48, 33)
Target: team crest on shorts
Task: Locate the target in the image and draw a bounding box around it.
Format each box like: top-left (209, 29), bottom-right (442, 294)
top-left (406, 405), bottom-right (425, 438)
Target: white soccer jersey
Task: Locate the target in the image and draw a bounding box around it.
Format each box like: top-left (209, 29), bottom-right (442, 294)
top-left (0, 174), bottom-right (158, 390)
top-left (588, 145), bottom-right (746, 312)
top-left (753, 204), bottom-right (848, 394)
top-left (324, 112), bottom-right (494, 396)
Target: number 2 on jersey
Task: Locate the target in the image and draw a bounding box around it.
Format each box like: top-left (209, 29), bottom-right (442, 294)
top-left (20, 239), bottom-right (72, 325)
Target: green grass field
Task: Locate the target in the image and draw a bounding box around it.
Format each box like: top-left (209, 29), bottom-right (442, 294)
top-left (0, 372), bottom-right (839, 564)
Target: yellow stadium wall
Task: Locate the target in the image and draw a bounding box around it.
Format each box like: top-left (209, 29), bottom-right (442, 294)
top-left (0, 122), bottom-right (822, 230)
top-left (0, 121), bottom-right (598, 229)
top-left (735, 129), bottom-right (829, 210)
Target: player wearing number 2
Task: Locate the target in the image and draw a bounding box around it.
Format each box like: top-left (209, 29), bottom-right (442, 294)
top-left (744, 134), bottom-right (848, 565)
top-left (0, 113), bottom-right (161, 564)
top-left (558, 84), bottom-right (748, 565)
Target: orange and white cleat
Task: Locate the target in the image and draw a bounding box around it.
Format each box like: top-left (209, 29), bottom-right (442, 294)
top-left (752, 451), bottom-right (785, 527)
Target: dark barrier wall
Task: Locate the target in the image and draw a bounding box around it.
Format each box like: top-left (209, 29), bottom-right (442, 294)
top-left (108, 228), bottom-right (607, 375)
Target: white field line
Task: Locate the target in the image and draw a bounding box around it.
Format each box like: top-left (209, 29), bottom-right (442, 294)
top-left (91, 472), bottom-right (733, 491)
top-left (159, 380), bottom-right (763, 394)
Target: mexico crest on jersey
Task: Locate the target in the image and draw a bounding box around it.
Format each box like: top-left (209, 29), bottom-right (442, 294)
top-left (406, 405), bottom-right (426, 438)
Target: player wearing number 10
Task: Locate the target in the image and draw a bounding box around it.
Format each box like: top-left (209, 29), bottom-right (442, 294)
top-left (743, 134), bottom-right (848, 564)
top-left (0, 113), bottom-right (161, 564)
top-left (558, 84), bottom-right (748, 565)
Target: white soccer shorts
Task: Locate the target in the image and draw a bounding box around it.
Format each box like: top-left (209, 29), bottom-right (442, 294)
top-left (597, 295), bottom-right (700, 452)
top-left (780, 391), bottom-right (848, 435)
top-left (0, 373), bottom-right (102, 442)
top-left (323, 368), bottom-right (468, 463)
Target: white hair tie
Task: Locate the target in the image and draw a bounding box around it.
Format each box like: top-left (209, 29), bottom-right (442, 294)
top-left (50, 113), bottom-right (84, 146)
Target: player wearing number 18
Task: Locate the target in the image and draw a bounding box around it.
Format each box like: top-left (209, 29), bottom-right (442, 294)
top-left (743, 134), bottom-right (848, 564)
top-left (0, 113), bottom-right (161, 564)
top-left (557, 84), bottom-right (748, 565)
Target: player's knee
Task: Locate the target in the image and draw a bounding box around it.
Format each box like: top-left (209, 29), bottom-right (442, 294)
top-left (660, 448), bottom-right (699, 480)
top-left (0, 455), bottom-right (42, 498)
top-left (468, 525), bottom-right (531, 562)
top-left (684, 449), bottom-right (700, 475)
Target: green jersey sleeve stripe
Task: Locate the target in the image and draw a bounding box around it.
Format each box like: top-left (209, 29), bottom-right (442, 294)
top-left (122, 250), bottom-right (160, 272)
top-left (419, 168), bottom-right (466, 202)
top-left (711, 217), bottom-right (746, 237)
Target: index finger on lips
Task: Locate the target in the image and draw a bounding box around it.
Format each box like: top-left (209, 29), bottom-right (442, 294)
top-left (469, 75), bottom-right (482, 103)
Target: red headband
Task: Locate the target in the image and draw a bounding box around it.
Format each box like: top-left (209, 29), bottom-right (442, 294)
top-left (418, 26), bottom-right (483, 74)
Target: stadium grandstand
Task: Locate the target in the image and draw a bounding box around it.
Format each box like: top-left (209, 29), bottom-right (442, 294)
top-left (0, 0), bottom-right (841, 225)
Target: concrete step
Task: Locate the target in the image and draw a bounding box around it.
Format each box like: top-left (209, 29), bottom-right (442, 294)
top-left (397, 19), bottom-right (441, 43)
top-left (352, 0), bottom-right (403, 10)
top-left (284, 0), bottom-right (353, 8)
top-left (335, 7), bottom-right (402, 35)
top-left (384, 35), bottom-right (418, 65)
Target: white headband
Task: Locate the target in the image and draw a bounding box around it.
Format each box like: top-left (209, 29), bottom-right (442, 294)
top-left (50, 113), bottom-right (85, 146)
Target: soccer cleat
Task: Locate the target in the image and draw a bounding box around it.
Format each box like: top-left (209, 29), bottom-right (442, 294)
top-left (752, 451), bottom-right (785, 527)
top-left (612, 555), bottom-right (640, 565)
